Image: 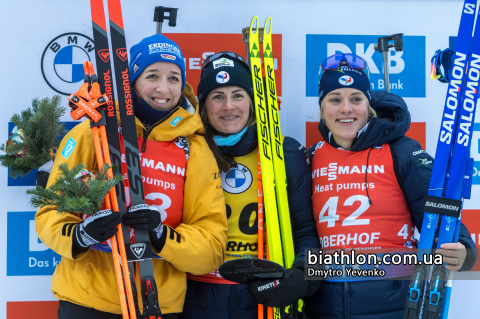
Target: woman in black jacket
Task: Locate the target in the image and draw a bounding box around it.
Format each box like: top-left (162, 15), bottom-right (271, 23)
top-left (305, 53), bottom-right (477, 319)
top-left (179, 51), bottom-right (320, 319)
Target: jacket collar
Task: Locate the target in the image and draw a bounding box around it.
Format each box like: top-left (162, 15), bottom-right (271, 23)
top-left (218, 124), bottom-right (258, 157)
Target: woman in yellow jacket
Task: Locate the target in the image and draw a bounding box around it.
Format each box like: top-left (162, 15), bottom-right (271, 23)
top-left (35, 34), bottom-right (227, 319)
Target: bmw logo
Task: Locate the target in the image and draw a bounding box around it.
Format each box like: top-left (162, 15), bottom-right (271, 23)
top-left (221, 164), bottom-right (252, 194)
top-left (41, 33), bottom-right (95, 95)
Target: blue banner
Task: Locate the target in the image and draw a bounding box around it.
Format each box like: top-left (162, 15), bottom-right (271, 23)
top-left (7, 211), bottom-right (61, 276)
top-left (306, 34), bottom-right (426, 97)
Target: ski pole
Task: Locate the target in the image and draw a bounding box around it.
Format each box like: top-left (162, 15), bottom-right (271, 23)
top-left (153, 6), bottom-right (178, 34)
top-left (87, 61), bottom-right (139, 319)
top-left (258, 152), bottom-right (265, 319)
top-left (68, 61), bottom-right (137, 319)
top-left (374, 34), bottom-right (403, 92)
top-left (265, 234), bottom-right (273, 319)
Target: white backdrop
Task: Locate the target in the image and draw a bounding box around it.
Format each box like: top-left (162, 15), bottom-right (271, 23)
top-left (1, 0), bottom-right (480, 318)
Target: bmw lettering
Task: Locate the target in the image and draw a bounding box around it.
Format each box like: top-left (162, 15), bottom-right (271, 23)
top-left (306, 35), bottom-right (425, 97)
top-left (7, 212), bottom-right (61, 276)
top-left (41, 33), bottom-right (95, 95)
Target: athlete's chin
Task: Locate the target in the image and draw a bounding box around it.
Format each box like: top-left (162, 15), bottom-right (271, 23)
top-left (215, 124), bottom-right (245, 135)
top-left (148, 102), bottom-right (176, 112)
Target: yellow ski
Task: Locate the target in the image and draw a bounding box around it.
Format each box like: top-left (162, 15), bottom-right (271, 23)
top-left (262, 17), bottom-right (295, 270)
top-left (263, 17), bottom-right (303, 317)
top-left (249, 16), bottom-right (283, 266)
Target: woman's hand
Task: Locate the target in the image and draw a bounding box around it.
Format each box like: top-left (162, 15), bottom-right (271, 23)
top-left (435, 241), bottom-right (467, 271)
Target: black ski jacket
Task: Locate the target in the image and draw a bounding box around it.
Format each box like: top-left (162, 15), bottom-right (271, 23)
top-left (305, 91), bottom-right (477, 319)
top-left (181, 126), bottom-right (320, 319)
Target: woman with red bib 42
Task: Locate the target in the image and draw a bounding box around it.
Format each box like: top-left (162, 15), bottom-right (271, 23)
top-left (304, 53), bottom-right (477, 319)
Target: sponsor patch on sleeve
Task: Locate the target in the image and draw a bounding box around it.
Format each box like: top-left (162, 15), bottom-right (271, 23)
top-left (61, 137), bottom-right (77, 159)
top-left (170, 116), bottom-right (183, 126)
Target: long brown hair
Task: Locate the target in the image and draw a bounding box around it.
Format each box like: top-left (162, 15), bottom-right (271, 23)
top-left (200, 97), bottom-right (256, 172)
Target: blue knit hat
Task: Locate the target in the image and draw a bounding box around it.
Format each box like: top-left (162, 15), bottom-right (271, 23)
top-left (129, 34), bottom-right (186, 91)
top-left (318, 61), bottom-right (371, 105)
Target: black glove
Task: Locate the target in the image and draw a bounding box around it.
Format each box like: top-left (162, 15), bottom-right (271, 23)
top-left (248, 266), bottom-right (315, 308)
top-left (122, 204), bottom-right (164, 242)
top-left (72, 209), bottom-right (121, 249)
top-left (35, 160), bottom-right (53, 188)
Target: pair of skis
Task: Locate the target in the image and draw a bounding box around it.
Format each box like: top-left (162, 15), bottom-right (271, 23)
top-left (249, 17), bottom-right (299, 319)
top-left (404, 0), bottom-right (478, 318)
top-left (83, 0), bottom-right (162, 318)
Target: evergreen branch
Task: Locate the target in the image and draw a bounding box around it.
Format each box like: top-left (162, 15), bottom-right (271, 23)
top-left (1, 95), bottom-right (67, 178)
top-left (26, 162), bottom-right (123, 215)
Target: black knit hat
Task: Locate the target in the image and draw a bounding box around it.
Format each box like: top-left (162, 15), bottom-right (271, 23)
top-left (197, 52), bottom-right (254, 105)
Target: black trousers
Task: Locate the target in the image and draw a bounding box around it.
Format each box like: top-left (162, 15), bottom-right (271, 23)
top-left (58, 300), bottom-right (178, 319)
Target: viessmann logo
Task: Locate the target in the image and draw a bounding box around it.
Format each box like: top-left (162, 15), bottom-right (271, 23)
top-left (312, 163), bottom-right (385, 181)
top-left (41, 33), bottom-right (95, 95)
top-left (306, 34), bottom-right (425, 98)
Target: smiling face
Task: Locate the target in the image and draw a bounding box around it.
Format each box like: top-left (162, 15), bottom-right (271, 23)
top-left (204, 86), bottom-right (251, 135)
top-left (133, 61), bottom-right (182, 111)
top-left (321, 88), bottom-right (369, 150)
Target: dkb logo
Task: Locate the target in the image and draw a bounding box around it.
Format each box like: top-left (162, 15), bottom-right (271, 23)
top-left (7, 212), bottom-right (61, 276)
top-left (306, 35), bottom-right (425, 98)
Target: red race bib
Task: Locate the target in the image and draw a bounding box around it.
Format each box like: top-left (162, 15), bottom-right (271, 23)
top-left (311, 142), bottom-right (415, 253)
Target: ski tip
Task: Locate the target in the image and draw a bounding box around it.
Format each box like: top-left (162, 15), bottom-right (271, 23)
top-left (107, 0), bottom-right (124, 31)
top-left (250, 16), bottom-right (259, 32)
top-left (90, 0), bottom-right (107, 30)
top-left (264, 17), bottom-right (272, 35)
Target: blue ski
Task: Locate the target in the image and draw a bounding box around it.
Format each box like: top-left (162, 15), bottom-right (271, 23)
top-left (404, 1), bottom-right (478, 318)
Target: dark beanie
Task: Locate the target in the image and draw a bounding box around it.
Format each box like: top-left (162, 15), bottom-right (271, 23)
top-left (197, 53), bottom-right (254, 105)
top-left (318, 61), bottom-right (371, 105)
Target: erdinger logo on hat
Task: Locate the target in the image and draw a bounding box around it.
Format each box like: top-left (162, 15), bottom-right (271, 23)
top-left (216, 71), bottom-right (230, 83)
top-left (339, 75), bottom-right (354, 86)
top-left (213, 58), bottom-right (234, 69)
top-left (148, 42), bottom-right (182, 58)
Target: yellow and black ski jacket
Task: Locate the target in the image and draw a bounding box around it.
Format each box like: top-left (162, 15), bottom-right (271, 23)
top-left (35, 83), bottom-right (228, 315)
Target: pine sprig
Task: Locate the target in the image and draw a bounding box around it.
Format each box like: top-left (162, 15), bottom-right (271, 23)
top-left (0, 95), bottom-right (67, 178)
top-left (27, 162), bottom-right (123, 215)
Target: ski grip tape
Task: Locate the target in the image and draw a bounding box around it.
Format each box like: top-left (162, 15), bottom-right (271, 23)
top-left (125, 241), bottom-right (153, 262)
top-left (422, 195), bottom-right (462, 218)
